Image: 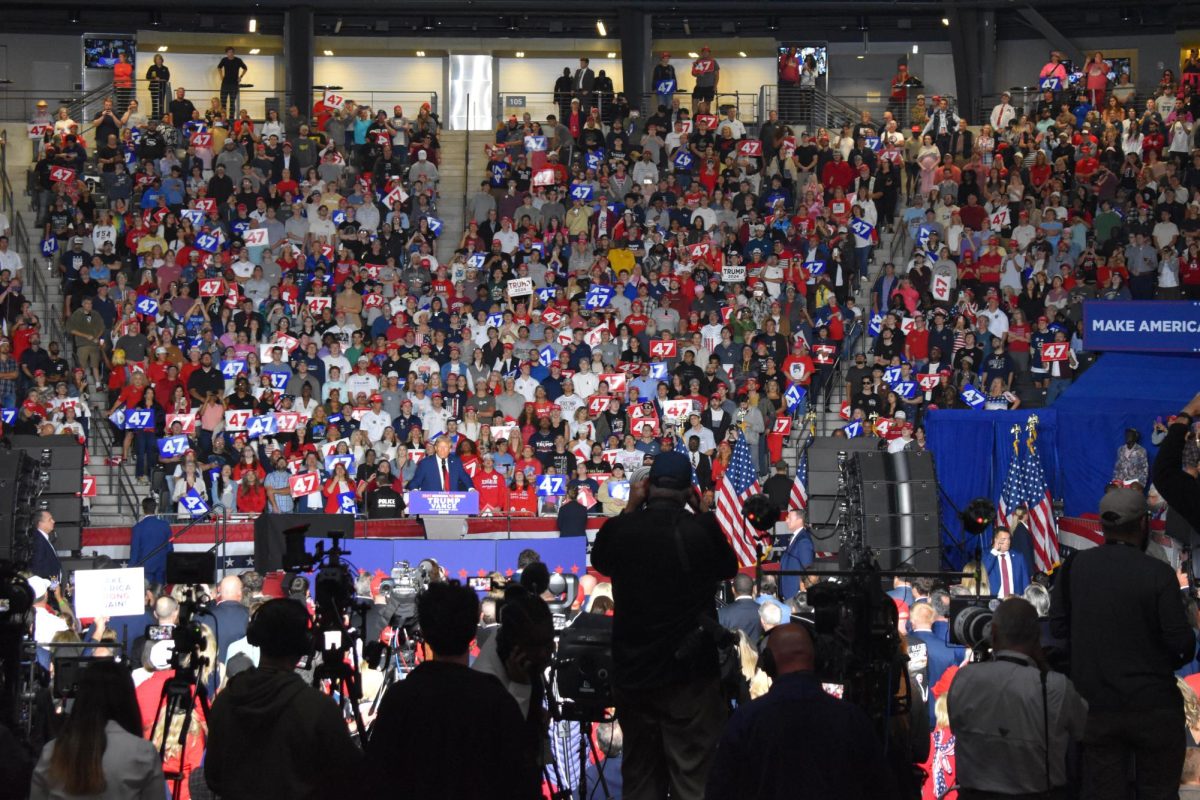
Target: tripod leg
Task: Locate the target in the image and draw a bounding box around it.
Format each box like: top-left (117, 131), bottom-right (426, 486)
top-left (585, 723), bottom-right (614, 800)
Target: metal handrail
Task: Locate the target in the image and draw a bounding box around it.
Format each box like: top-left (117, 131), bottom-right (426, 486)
top-left (495, 90), bottom-right (756, 125)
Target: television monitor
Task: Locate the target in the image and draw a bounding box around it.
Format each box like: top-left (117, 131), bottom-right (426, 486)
top-left (778, 45), bottom-right (829, 77)
top-left (83, 36), bottom-right (136, 69)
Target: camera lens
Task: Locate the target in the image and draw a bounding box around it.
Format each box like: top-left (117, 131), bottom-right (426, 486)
top-left (953, 605), bottom-right (994, 649)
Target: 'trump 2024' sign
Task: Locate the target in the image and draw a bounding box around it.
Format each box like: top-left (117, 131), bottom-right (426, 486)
top-left (1083, 301), bottom-right (1200, 353)
top-left (408, 491), bottom-right (481, 516)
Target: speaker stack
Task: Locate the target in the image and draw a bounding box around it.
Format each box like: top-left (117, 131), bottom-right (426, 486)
top-left (9, 435), bottom-right (86, 554)
top-left (854, 449), bottom-right (941, 572)
top-left (0, 449), bottom-right (42, 562)
top-left (803, 438), bottom-right (878, 556)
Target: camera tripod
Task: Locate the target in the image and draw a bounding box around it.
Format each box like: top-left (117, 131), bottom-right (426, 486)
top-left (151, 586), bottom-right (211, 800)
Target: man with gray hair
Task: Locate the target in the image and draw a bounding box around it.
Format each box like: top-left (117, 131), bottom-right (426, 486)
top-left (949, 598), bottom-right (1088, 798)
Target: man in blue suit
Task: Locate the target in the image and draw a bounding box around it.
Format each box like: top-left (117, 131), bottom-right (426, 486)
top-left (908, 601), bottom-right (963, 725)
top-left (981, 527), bottom-right (1030, 598)
top-left (779, 509), bottom-right (814, 601)
top-left (407, 436), bottom-right (474, 493)
top-left (130, 497), bottom-right (174, 585)
top-left (29, 510), bottom-right (62, 581)
top-left (718, 573), bottom-right (765, 649)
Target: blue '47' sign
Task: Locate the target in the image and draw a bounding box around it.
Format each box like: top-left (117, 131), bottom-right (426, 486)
top-left (537, 474), bottom-right (566, 496)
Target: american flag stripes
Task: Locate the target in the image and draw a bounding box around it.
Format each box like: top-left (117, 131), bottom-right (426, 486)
top-left (789, 450), bottom-right (809, 511)
top-left (997, 432), bottom-right (1060, 574)
top-left (716, 432), bottom-right (764, 567)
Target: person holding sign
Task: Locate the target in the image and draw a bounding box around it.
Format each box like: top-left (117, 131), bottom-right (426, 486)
top-left (692, 46), bottom-right (720, 110)
top-left (1039, 51), bottom-right (1069, 101)
top-left (653, 52), bottom-right (677, 112)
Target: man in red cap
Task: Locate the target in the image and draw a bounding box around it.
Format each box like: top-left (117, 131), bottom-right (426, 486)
top-left (359, 393), bottom-right (391, 442)
top-left (653, 51), bottom-right (677, 112)
top-left (691, 46), bottom-right (719, 110)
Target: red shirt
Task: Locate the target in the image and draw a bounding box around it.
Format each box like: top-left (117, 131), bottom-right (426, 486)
top-left (237, 484), bottom-right (268, 514)
top-left (474, 469), bottom-right (510, 513)
top-left (906, 329), bottom-right (930, 361)
top-left (509, 487), bottom-right (538, 515)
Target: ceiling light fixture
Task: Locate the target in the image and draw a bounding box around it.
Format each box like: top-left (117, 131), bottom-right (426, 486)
top-left (607, 52), bottom-right (616, 59)
top-left (416, 50), bottom-right (426, 57)
top-left (515, 51), bottom-right (525, 58)
top-left (323, 49), bottom-right (334, 56)
top-left (687, 51), bottom-right (699, 59)
top-left (157, 45), bottom-right (168, 52)
top-left (248, 17), bottom-right (257, 33)
top-left (596, 19), bottom-right (607, 37)
top-left (941, 17), bottom-right (951, 26)
top-left (334, 17), bottom-right (343, 33)
top-left (248, 48), bottom-right (261, 55)
top-left (738, 51), bottom-right (747, 58)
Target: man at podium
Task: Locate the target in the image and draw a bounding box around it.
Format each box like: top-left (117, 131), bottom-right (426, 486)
top-left (407, 436), bottom-right (474, 493)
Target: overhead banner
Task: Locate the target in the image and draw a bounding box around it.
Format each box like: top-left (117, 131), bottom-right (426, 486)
top-left (1082, 301), bottom-right (1200, 353)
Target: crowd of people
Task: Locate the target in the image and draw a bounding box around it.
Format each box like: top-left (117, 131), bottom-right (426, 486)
top-left (5, 43), bottom-right (1200, 799)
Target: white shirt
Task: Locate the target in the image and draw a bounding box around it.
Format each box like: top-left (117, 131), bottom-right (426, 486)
top-left (991, 548), bottom-right (1016, 597)
top-left (33, 604), bottom-right (69, 645)
top-left (321, 354), bottom-right (352, 381)
top-left (989, 102), bottom-right (1015, 130)
top-left (344, 372), bottom-right (380, 401)
top-left (0, 248), bottom-right (22, 273)
top-left (977, 306), bottom-right (1010, 339)
top-left (573, 370), bottom-right (599, 399)
top-left (358, 409), bottom-right (391, 442)
top-left (514, 375), bottom-right (539, 402)
top-left (495, 229), bottom-right (519, 254)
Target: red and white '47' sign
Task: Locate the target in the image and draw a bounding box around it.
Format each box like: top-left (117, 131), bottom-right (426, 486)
top-left (812, 344), bottom-right (837, 365)
top-left (191, 132), bottom-right (213, 148)
top-left (242, 228), bottom-right (268, 247)
top-left (687, 242), bottom-right (711, 261)
top-left (289, 472), bottom-right (318, 497)
top-left (773, 417), bottom-right (793, 436)
top-left (307, 296), bottom-right (332, 314)
top-left (81, 475), bottom-right (97, 498)
top-left (899, 317), bottom-right (916, 336)
top-left (693, 59), bottom-right (715, 74)
top-left (649, 340), bottom-right (677, 359)
top-left (50, 166), bottom-right (76, 184)
top-left (199, 278), bottom-right (225, 297)
top-left (167, 412), bottom-right (197, 434)
top-left (224, 409), bottom-right (252, 431)
top-left (275, 412), bottom-right (303, 433)
top-left (195, 198), bottom-right (217, 214)
top-left (1041, 342), bottom-right (1069, 362)
top-left (542, 308), bottom-right (563, 327)
top-left (737, 139), bottom-right (763, 157)
top-left (364, 292), bottom-right (385, 309)
top-left (599, 373), bottom-right (627, 393)
top-left (932, 274), bottom-right (953, 303)
top-left (384, 185), bottom-right (409, 207)
top-left (917, 374), bottom-right (941, 392)
top-left (588, 395), bottom-right (614, 416)
top-left (324, 91), bottom-right (346, 110)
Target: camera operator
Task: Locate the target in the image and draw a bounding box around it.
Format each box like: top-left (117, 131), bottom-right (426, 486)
top-left (366, 581), bottom-right (540, 799)
top-left (473, 584), bottom-right (556, 721)
top-left (205, 599), bottom-right (363, 800)
top-left (948, 598), bottom-right (1088, 799)
top-left (705, 623), bottom-right (900, 799)
top-left (195, 575), bottom-right (249, 664)
top-left (591, 450), bottom-right (738, 800)
top-left (1050, 487), bottom-right (1196, 800)
top-left (1152, 392), bottom-right (1200, 534)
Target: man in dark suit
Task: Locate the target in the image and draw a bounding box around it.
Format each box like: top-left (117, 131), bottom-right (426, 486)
top-left (908, 601), bottom-right (964, 726)
top-left (981, 527), bottom-right (1030, 598)
top-left (407, 436), bottom-right (474, 493)
top-left (948, 119), bottom-right (974, 164)
top-left (573, 57), bottom-right (595, 110)
top-left (130, 497), bottom-right (173, 585)
top-left (718, 573), bottom-right (764, 649)
top-left (779, 509), bottom-right (815, 601)
top-left (684, 435), bottom-right (714, 492)
top-left (197, 575), bottom-right (250, 663)
top-left (29, 510), bottom-right (62, 581)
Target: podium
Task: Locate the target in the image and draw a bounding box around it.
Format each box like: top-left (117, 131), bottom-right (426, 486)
top-left (409, 492), bottom-right (480, 540)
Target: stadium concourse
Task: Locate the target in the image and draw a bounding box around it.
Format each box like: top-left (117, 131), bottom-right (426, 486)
top-left (4, 20), bottom-right (1200, 800)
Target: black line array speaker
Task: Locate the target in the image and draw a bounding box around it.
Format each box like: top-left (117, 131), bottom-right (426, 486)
top-left (804, 439), bottom-right (879, 555)
top-left (855, 450), bottom-right (941, 571)
top-left (11, 436), bottom-right (88, 554)
top-left (0, 453), bottom-right (23, 561)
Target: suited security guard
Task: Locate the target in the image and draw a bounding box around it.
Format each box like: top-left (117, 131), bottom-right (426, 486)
top-left (30, 509), bottom-right (62, 581)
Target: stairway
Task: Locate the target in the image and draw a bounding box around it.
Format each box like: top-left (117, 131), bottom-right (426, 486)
top-left (433, 130), bottom-right (468, 264)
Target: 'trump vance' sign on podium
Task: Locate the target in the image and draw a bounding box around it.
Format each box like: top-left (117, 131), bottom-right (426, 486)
top-left (408, 491), bottom-right (480, 516)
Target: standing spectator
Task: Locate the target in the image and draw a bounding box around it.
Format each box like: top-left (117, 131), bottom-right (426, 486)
top-left (146, 53), bottom-right (171, 119)
top-left (1050, 487), bottom-right (1196, 800)
top-left (206, 599), bottom-right (363, 799)
top-left (573, 58), bottom-right (595, 112)
top-left (129, 497), bottom-right (173, 585)
top-left (1112, 428), bottom-right (1149, 487)
top-left (705, 623), bottom-right (900, 799)
top-left (591, 451), bottom-right (738, 799)
top-left (366, 582), bottom-right (540, 798)
top-left (652, 52), bottom-right (677, 112)
top-left (112, 51), bottom-right (134, 113)
top-left (981, 527), bottom-right (1030, 598)
top-left (692, 47), bottom-right (720, 111)
top-left (31, 661), bottom-right (166, 800)
top-left (948, 598), bottom-right (1088, 798)
top-left (553, 67), bottom-right (573, 120)
top-left (217, 47), bottom-right (247, 118)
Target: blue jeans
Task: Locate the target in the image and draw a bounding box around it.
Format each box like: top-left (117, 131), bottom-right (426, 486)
top-left (1046, 377), bottom-right (1072, 405)
top-left (134, 430), bottom-right (157, 478)
top-left (856, 245), bottom-right (872, 281)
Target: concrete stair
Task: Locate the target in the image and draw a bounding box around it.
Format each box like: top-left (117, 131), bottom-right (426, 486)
top-left (434, 130), bottom-right (468, 263)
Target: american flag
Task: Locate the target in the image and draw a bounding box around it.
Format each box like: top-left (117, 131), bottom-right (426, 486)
top-left (789, 450), bottom-right (808, 511)
top-left (716, 432), bottom-right (764, 567)
top-left (997, 438), bottom-right (1060, 573)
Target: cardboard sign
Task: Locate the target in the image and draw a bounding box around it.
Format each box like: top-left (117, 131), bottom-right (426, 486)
top-left (289, 471), bottom-right (319, 497)
top-left (1038, 76), bottom-right (1060, 91)
top-left (917, 374), bottom-right (941, 392)
top-left (585, 285), bottom-right (614, 309)
top-left (631, 418), bottom-right (659, 436)
top-left (191, 132), bottom-right (213, 148)
top-left (694, 58), bottom-right (715, 74)
top-left (1040, 341), bottom-right (1069, 362)
top-left (223, 409), bottom-right (252, 431)
top-left (695, 114), bottom-right (718, 130)
top-left (649, 340), bottom-right (677, 359)
top-left (784, 384), bottom-right (807, 412)
top-left (307, 296), bottom-right (332, 314)
top-left (961, 384), bottom-right (986, 409)
top-left (324, 91), bottom-right (346, 110)
top-left (157, 435), bottom-right (190, 458)
top-left (537, 474), bottom-right (566, 497)
top-left (50, 166), bottom-right (76, 183)
top-left (74, 567), bottom-right (146, 618)
top-left (81, 475), bottom-right (97, 497)
top-left (541, 307), bottom-right (564, 327)
top-left (662, 399), bottom-right (694, 421)
top-left (737, 139), bottom-right (763, 157)
top-left (932, 274), bottom-right (953, 303)
top-left (655, 78), bottom-right (677, 95)
top-left (989, 207), bottom-right (1010, 230)
top-left (722, 265), bottom-right (747, 283)
top-left (383, 184), bottom-right (409, 207)
top-left (773, 417), bottom-right (793, 436)
top-left (275, 412), bottom-right (304, 433)
top-left (242, 228), bottom-right (268, 247)
top-left (199, 278), bottom-right (225, 297)
top-left (599, 373), bottom-right (627, 393)
top-left (195, 198), bottom-right (217, 214)
top-left (812, 344), bottom-right (837, 365)
top-left (166, 412), bottom-right (197, 434)
top-left (569, 183), bottom-right (595, 201)
top-left (28, 123), bottom-right (52, 138)
top-left (507, 277), bottom-right (534, 297)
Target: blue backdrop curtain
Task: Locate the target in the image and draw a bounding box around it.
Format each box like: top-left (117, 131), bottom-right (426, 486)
top-left (926, 353), bottom-right (1198, 568)
top-left (926, 409), bottom-right (1059, 569)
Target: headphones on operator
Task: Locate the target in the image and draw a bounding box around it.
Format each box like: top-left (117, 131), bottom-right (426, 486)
top-left (246, 598), bottom-right (316, 660)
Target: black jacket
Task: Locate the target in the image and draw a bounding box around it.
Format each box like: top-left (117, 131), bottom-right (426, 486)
top-left (592, 501), bottom-right (738, 690)
top-left (365, 660), bottom-right (539, 799)
top-left (1153, 421), bottom-right (1200, 534)
top-left (1050, 542), bottom-right (1195, 712)
top-left (717, 596), bottom-right (765, 649)
top-left (206, 667), bottom-right (363, 799)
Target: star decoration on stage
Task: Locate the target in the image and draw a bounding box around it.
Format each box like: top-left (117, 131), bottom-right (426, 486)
top-left (570, 564), bottom-right (580, 574)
